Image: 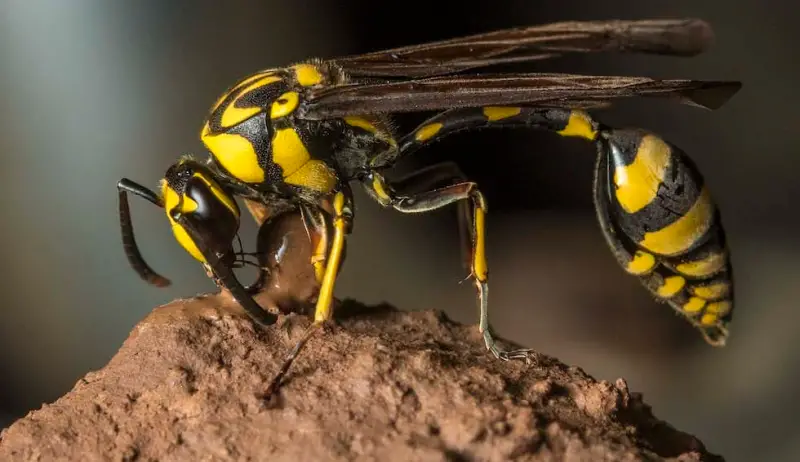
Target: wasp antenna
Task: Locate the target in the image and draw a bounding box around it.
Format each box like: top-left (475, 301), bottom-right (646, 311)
top-left (117, 179), bottom-right (171, 288)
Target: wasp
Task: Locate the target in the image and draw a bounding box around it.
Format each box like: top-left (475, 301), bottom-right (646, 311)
top-left (117, 18), bottom-right (741, 396)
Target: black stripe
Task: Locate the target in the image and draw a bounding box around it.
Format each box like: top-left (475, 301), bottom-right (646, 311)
top-left (605, 130), bottom-right (708, 246)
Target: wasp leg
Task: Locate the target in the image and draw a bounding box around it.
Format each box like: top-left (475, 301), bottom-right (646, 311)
top-left (387, 162), bottom-right (473, 272)
top-left (264, 191), bottom-right (352, 397)
top-left (170, 209), bottom-right (279, 327)
top-left (362, 171), bottom-right (532, 361)
top-left (299, 203), bottom-right (331, 284)
top-left (117, 179), bottom-right (172, 288)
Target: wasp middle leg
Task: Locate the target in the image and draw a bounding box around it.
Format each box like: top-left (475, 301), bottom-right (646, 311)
top-left (361, 170), bottom-right (532, 361)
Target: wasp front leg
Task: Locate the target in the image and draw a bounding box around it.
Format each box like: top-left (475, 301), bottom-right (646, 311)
top-left (264, 190), bottom-right (353, 397)
top-left (362, 170), bottom-right (532, 361)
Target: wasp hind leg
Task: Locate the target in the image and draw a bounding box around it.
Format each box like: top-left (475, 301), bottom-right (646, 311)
top-left (362, 170), bottom-right (533, 362)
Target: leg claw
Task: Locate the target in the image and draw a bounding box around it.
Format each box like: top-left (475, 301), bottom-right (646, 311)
top-left (489, 344), bottom-right (536, 364)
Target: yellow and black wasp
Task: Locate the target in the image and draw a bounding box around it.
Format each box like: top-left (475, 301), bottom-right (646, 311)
top-left (117, 18), bottom-right (741, 395)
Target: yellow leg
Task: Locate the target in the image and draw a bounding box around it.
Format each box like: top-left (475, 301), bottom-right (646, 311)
top-left (363, 172), bottom-right (533, 362)
top-left (264, 192), bottom-right (350, 397)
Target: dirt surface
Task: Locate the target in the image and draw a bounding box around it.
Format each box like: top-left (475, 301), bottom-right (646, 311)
top-left (0, 299), bottom-right (723, 461)
top-left (0, 212), bottom-right (724, 461)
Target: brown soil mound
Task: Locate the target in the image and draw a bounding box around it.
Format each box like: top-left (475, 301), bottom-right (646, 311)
top-left (0, 295), bottom-right (721, 461)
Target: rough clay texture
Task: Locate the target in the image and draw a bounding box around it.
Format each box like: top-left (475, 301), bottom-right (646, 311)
top-left (0, 297), bottom-right (721, 461)
top-left (0, 212), bottom-right (722, 461)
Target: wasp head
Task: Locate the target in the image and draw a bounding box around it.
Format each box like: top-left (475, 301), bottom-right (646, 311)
top-left (161, 158), bottom-right (241, 265)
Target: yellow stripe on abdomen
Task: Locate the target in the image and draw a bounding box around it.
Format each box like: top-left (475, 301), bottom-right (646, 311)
top-left (639, 187), bottom-right (714, 256)
top-left (613, 135), bottom-right (671, 214)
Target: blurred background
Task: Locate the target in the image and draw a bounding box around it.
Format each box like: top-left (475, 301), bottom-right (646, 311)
top-left (0, 0), bottom-right (797, 460)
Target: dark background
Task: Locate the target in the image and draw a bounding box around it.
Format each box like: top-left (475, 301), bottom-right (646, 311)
top-left (1, 1), bottom-right (797, 460)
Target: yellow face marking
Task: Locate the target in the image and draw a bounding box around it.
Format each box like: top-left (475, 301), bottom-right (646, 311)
top-left (706, 301), bottom-right (732, 317)
top-left (557, 110), bottom-right (598, 140)
top-left (683, 297), bottom-right (706, 314)
top-left (284, 160), bottom-right (337, 193)
top-left (692, 282), bottom-right (730, 300)
top-left (192, 173), bottom-right (240, 218)
top-left (294, 64), bottom-right (323, 87)
top-left (270, 91), bottom-right (300, 119)
top-left (483, 106), bottom-right (521, 121)
top-left (613, 135), bottom-right (671, 214)
top-left (700, 312), bottom-right (719, 326)
top-left (676, 252), bottom-right (727, 278)
top-left (161, 182), bottom-right (204, 262)
top-left (219, 75), bottom-right (282, 128)
top-left (415, 123), bottom-right (443, 142)
top-left (473, 206), bottom-right (488, 282)
top-left (639, 187), bottom-right (714, 256)
top-left (272, 128), bottom-right (311, 178)
top-left (657, 275), bottom-right (685, 298)
top-left (344, 116), bottom-right (378, 133)
top-left (626, 250), bottom-right (656, 275)
top-left (201, 131), bottom-right (265, 183)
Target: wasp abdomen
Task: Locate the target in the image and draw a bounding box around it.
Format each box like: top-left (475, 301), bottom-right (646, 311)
top-left (603, 129), bottom-right (717, 258)
top-left (594, 129), bottom-right (733, 344)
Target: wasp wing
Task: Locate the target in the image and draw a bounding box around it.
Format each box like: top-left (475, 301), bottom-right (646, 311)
top-left (332, 19), bottom-right (715, 78)
top-left (301, 73), bottom-right (741, 119)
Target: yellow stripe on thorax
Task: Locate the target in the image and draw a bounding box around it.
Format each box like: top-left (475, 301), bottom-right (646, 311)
top-left (293, 64), bottom-right (323, 87)
top-left (344, 116), bottom-right (378, 133)
top-left (272, 128), bottom-right (311, 178)
top-left (284, 160), bottom-right (337, 193)
top-left (201, 127), bottom-right (266, 183)
top-left (220, 75), bottom-right (282, 128)
top-left (270, 91), bottom-right (300, 119)
top-left (210, 70), bottom-right (276, 114)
